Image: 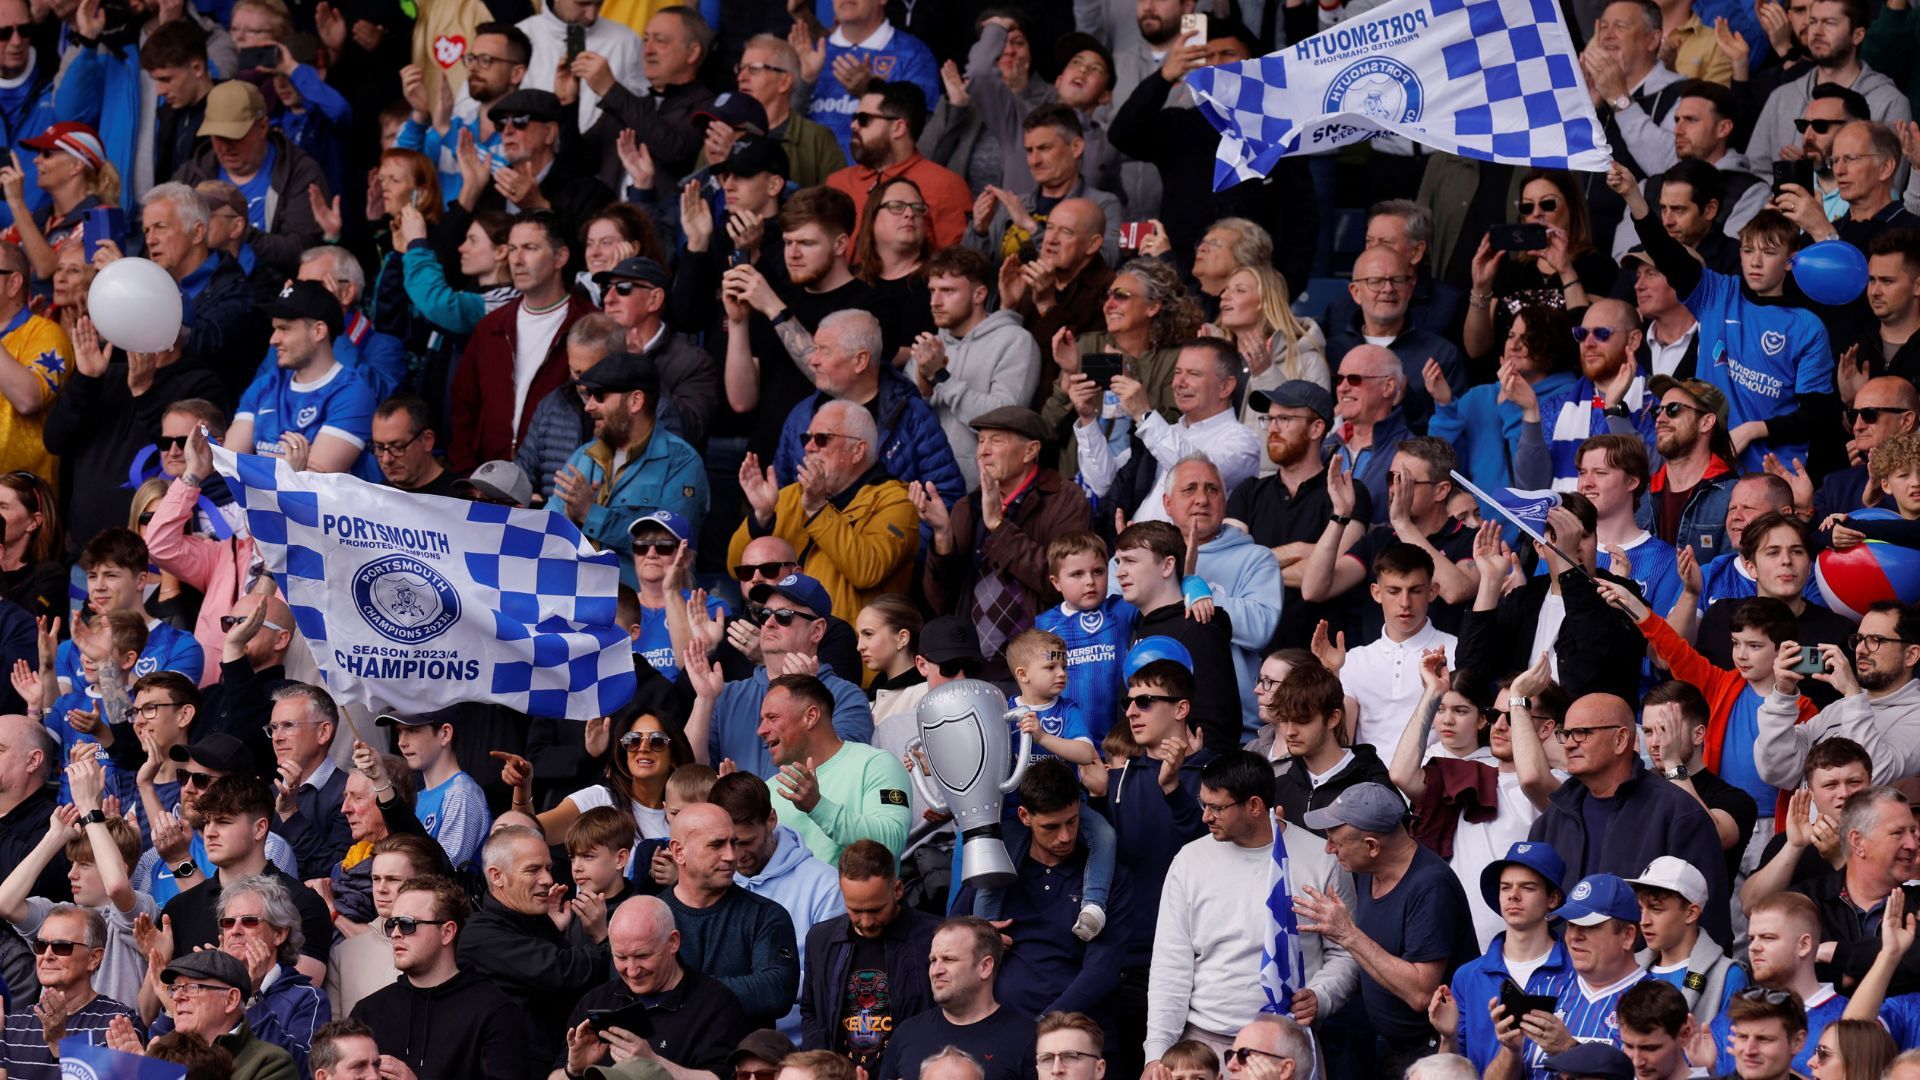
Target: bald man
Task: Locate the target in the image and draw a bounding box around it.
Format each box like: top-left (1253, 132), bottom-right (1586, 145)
top-left (556, 896), bottom-right (753, 1080)
top-left (0, 712), bottom-right (65, 909)
top-left (662, 805), bottom-right (800, 1030)
top-left (1326, 246), bottom-right (1466, 435)
top-left (1811, 375), bottom-right (1920, 520)
top-left (1004, 196), bottom-right (1117, 406)
top-left (1527, 695), bottom-right (1734, 943)
top-left (718, 537), bottom-right (864, 681)
top-left (1224, 1017), bottom-right (1313, 1080)
top-left (1323, 344), bottom-right (1412, 523)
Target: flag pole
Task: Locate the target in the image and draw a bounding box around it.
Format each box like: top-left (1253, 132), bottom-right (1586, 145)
top-left (1448, 470), bottom-right (1592, 579)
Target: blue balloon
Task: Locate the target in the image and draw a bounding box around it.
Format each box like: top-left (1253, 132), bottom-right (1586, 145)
top-left (1125, 636), bottom-right (1194, 679)
top-left (1792, 239), bottom-right (1869, 305)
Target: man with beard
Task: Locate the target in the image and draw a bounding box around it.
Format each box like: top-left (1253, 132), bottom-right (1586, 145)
top-left (553, 350), bottom-right (707, 590)
top-left (823, 81), bottom-right (970, 248)
top-left (396, 22), bottom-right (530, 203)
top-left (1227, 382), bottom-right (1370, 650)
top-left (908, 249), bottom-right (1042, 488)
top-left (1325, 246), bottom-right (1467, 435)
top-left (1542, 299), bottom-right (1655, 489)
top-left (1747, 0), bottom-right (1911, 167)
top-left (595, 254), bottom-right (719, 447)
top-left (1861, 228), bottom-right (1920, 383)
top-left (1758, 601), bottom-right (1920, 785)
top-left (1639, 376), bottom-right (1737, 559)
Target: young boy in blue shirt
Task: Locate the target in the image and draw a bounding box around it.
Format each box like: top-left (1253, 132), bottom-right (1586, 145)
top-left (378, 708), bottom-right (492, 872)
top-left (1036, 532), bottom-right (1137, 742)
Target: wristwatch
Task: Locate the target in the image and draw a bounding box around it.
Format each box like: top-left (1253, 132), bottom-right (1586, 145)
top-left (173, 860), bottom-right (199, 880)
top-left (78, 809), bottom-right (106, 826)
top-left (1610, 93), bottom-right (1634, 113)
top-left (1665, 764), bottom-right (1691, 781)
top-left (1330, 513), bottom-right (1353, 527)
top-left (1603, 401), bottom-right (1632, 418)
top-left (1508, 695), bottom-right (1532, 712)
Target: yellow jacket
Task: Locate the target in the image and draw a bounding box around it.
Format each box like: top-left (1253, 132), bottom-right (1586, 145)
top-left (729, 471), bottom-right (918, 622)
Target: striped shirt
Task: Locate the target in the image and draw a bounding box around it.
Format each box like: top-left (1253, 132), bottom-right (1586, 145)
top-left (0, 995), bottom-right (142, 1080)
top-left (1524, 969), bottom-right (1647, 1077)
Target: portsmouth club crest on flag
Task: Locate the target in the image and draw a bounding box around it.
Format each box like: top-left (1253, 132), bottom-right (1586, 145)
top-left (1186, 0), bottom-right (1612, 189)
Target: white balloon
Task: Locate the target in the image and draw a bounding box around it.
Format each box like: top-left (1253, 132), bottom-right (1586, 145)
top-left (86, 257), bottom-right (184, 353)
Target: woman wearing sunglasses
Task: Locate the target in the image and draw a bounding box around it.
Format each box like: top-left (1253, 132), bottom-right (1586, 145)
top-left (499, 696), bottom-right (695, 853)
top-left (1463, 169), bottom-right (1619, 361)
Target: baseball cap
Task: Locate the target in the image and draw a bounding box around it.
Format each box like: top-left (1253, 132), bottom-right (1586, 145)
top-left (162, 948), bottom-right (250, 993)
top-left (170, 733), bottom-right (255, 776)
top-left (1479, 841), bottom-right (1568, 914)
top-left (1541, 1042), bottom-right (1634, 1080)
top-left (19, 121), bottom-right (105, 170)
top-left (728, 1030), bottom-right (796, 1069)
top-left (709, 137), bottom-right (789, 180)
top-left (918, 615), bottom-right (983, 665)
top-left (629, 510), bottom-right (691, 543)
top-left (454, 461), bottom-right (533, 507)
top-left (1301, 782), bottom-right (1409, 834)
top-left (1248, 380), bottom-right (1335, 426)
top-left (258, 280), bottom-right (344, 339)
top-left (1551, 874), bottom-right (1642, 926)
top-left (375, 705), bottom-right (462, 728)
top-left (576, 351), bottom-right (661, 396)
top-left (593, 255), bottom-right (670, 290)
top-left (692, 91), bottom-right (769, 136)
top-left (1646, 375), bottom-right (1730, 432)
top-left (197, 80), bottom-right (269, 139)
top-left (1625, 855), bottom-right (1710, 908)
top-left (748, 572), bottom-right (832, 619)
top-left (488, 88), bottom-right (564, 124)
top-left (969, 405), bottom-right (1049, 443)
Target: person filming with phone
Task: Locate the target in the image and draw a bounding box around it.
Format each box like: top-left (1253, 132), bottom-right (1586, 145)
top-left (1757, 601), bottom-right (1920, 786)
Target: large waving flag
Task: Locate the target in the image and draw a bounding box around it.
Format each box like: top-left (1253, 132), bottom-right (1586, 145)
top-left (1187, 0), bottom-right (1611, 189)
top-left (211, 447), bottom-right (637, 719)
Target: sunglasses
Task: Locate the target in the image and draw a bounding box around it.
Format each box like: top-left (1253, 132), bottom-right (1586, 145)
top-left (620, 730), bottom-right (674, 753)
top-left (803, 431), bottom-right (856, 448)
top-left (180, 769), bottom-right (219, 789)
top-left (1653, 401), bottom-right (1705, 418)
top-left (1848, 406), bottom-right (1914, 425)
top-left (500, 114), bottom-right (538, 129)
top-left (1570, 326), bottom-right (1617, 343)
top-left (851, 111), bottom-right (898, 127)
top-left (30, 938), bottom-right (87, 956)
top-left (631, 539), bottom-right (678, 556)
top-left (610, 280), bottom-right (659, 296)
top-left (219, 615), bottom-right (286, 632)
top-left (217, 915), bottom-right (268, 931)
top-left (1223, 1048), bottom-right (1287, 1067)
top-left (1794, 118), bottom-right (1841, 134)
top-left (382, 915), bottom-right (453, 938)
top-left (156, 435), bottom-right (189, 452)
top-left (733, 561), bottom-right (797, 581)
top-left (762, 607), bottom-right (820, 626)
top-left (1335, 372), bottom-right (1393, 386)
top-left (1517, 197), bottom-right (1561, 215)
top-left (1126, 693), bottom-right (1182, 710)
top-left (0, 23), bottom-right (28, 40)
top-left (575, 382), bottom-right (615, 402)
top-left (137, 511), bottom-right (154, 527)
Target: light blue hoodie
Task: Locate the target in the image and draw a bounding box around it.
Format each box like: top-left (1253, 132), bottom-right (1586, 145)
top-left (735, 823), bottom-right (847, 1041)
top-left (1195, 524), bottom-right (1283, 737)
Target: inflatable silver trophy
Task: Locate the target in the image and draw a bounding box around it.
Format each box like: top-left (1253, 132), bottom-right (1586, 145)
top-left (905, 679), bottom-right (1033, 888)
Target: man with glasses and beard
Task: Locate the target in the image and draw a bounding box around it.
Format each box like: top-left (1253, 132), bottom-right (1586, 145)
top-left (396, 22), bottom-right (531, 202)
top-left (1760, 601), bottom-right (1920, 786)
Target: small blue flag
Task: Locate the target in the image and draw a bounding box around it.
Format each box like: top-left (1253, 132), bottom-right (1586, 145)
top-left (59, 1039), bottom-right (188, 1080)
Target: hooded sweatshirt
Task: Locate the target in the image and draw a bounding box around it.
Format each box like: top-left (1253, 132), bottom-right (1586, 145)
top-left (910, 309), bottom-right (1042, 491)
top-left (350, 967), bottom-right (529, 1080)
top-left (736, 824), bottom-right (848, 1041)
top-left (1745, 63), bottom-right (1913, 171)
top-left (1757, 678), bottom-right (1920, 789)
top-left (1191, 525), bottom-right (1285, 735)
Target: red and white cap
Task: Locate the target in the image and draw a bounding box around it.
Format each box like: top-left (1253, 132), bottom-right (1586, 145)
top-left (20, 122), bottom-right (106, 171)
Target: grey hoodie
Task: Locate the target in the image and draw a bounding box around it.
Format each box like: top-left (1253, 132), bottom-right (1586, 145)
top-left (1746, 63), bottom-right (1913, 170)
top-left (907, 309), bottom-right (1042, 490)
top-left (1756, 678), bottom-right (1920, 789)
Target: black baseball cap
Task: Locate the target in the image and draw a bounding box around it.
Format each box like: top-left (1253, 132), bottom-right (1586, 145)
top-left (692, 92), bottom-right (769, 136)
top-left (576, 351), bottom-right (661, 396)
top-left (919, 616), bottom-right (983, 665)
top-left (488, 88), bottom-right (563, 124)
top-left (593, 255), bottom-right (670, 289)
top-left (169, 733), bottom-right (255, 775)
top-left (258, 280), bottom-right (344, 339)
top-left (709, 137), bottom-right (789, 180)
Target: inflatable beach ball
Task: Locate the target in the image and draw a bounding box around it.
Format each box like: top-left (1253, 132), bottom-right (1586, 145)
top-left (1815, 507), bottom-right (1920, 620)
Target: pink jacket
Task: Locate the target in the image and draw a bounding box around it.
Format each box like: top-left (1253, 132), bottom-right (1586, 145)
top-left (143, 478), bottom-right (257, 685)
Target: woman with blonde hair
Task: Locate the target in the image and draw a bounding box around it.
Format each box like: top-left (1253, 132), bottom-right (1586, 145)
top-left (1215, 264), bottom-right (1327, 472)
top-left (1, 122), bottom-right (121, 280)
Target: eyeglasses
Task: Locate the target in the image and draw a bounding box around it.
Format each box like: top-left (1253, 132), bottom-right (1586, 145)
top-left (1555, 724), bottom-right (1625, 744)
top-left (1740, 988), bottom-right (1795, 1005)
top-left (500, 114), bottom-right (537, 130)
top-left (0, 24), bottom-right (28, 40)
top-left (610, 280), bottom-right (660, 296)
top-left (733, 560), bottom-right (797, 581)
top-left (1254, 675), bottom-right (1282, 693)
top-left (803, 431), bottom-right (858, 448)
top-left (621, 730), bottom-right (674, 753)
top-left (167, 981), bottom-right (232, 998)
top-left (1570, 326), bottom-right (1618, 344)
top-left (1336, 372), bottom-right (1393, 386)
top-left (1654, 401), bottom-right (1705, 418)
top-left (30, 938), bottom-right (88, 956)
top-left (1850, 633), bottom-right (1913, 653)
top-left (1848, 406), bottom-right (1913, 425)
top-left (219, 615), bottom-right (286, 632)
top-left (464, 52), bottom-right (513, 69)
top-left (1795, 118), bottom-right (1841, 134)
top-left (1036, 1051), bottom-right (1101, 1068)
top-left (1517, 197), bottom-right (1561, 215)
top-left (734, 61), bottom-right (784, 76)
top-left (1126, 693), bottom-right (1181, 710)
top-left (631, 539), bottom-right (678, 556)
top-left (762, 607), bottom-right (820, 626)
top-left (217, 915), bottom-right (269, 931)
top-left (1262, 413), bottom-right (1316, 429)
top-left (736, 1071), bottom-right (779, 1080)
top-left (879, 199), bottom-right (929, 218)
top-left (1354, 274), bottom-right (1414, 291)
top-left (851, 111), bottom-right (898, 127)
top-left (132, 701), bottom-right (186, 720)
top-left (370, 430), bottom-right (424, 458)
top-left (180, 770), bottom-right (219, 789)
top-left (1224, 1048), bottom-right (1287, 1067)
top-left (156, 435), bottom-right (190, 452)
top-left (1104, 288), bottom-right (1137, 302)
top-left (1832, 152), bottom-right (1886, 168)
top-left (263, 720), bottom-right (325, 737)
top-left (1199, 797), bottom-right (1247, 819)
top-left (382, 915), bottom-right (453, 938)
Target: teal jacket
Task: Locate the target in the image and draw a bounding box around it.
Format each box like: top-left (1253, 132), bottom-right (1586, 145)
top-left (559, 426), bottom-right (708, 589)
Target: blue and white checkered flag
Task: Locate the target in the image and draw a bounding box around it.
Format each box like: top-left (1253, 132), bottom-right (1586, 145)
top-left (1260, 831), bottom-right (1306, 1017)
top-left (210, 446), bottom-right (637, 719)
top-left (1187, 0), bottom-right (1611, 189)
